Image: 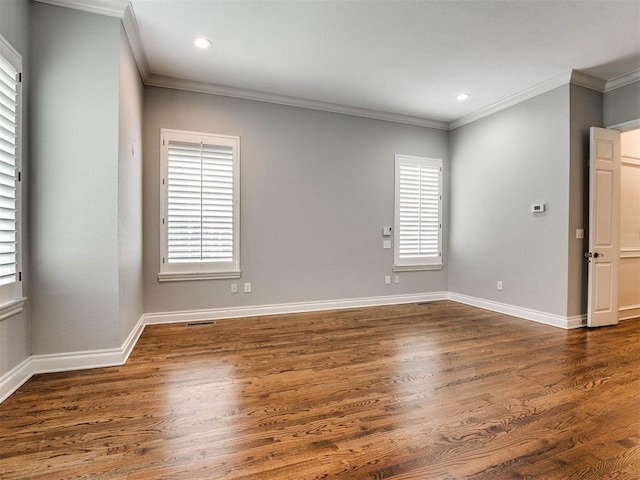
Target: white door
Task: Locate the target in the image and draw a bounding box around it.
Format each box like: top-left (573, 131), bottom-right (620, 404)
top-left (587, 127), bottom-right (621, 327)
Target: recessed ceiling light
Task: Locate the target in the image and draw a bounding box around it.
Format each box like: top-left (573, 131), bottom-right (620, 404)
top-left (194, 37), bottom-right (213, 49)
top-left (456, 93), bottom-right (470, 101)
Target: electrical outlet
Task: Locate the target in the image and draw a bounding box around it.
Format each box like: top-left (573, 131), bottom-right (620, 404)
top-left (576, 229), bottom-right (584, 239)
top-left (385, 275), bottom-right (391, 285)
top-left (394, 275), bottom-right (400, 284)
top-left (383, 240), bottom-right (391, 249)
top-left (231, 283), bottom-right (237, 294)
top-left (497, 281), bottom-right (503, 291)
top-left (244, 282), bottom-right (251, 293)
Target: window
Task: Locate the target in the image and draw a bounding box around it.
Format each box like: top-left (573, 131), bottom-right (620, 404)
top-left (0, 34), bottom-right (23, 313)
top-left (159, 129), bottom-right (240, 281)
top-left (394, 155), bottom-right (443, 270)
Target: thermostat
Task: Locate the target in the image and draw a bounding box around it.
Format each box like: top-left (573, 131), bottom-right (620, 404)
top-left (531, 203), bottom-right (545, 213)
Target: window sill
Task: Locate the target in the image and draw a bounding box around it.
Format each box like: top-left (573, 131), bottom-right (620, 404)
top-left (393, 264), bottom-right (443, 272)
top-left (0, 297), bottom-right (27, 322)
top-left (158, 271), bottom-right (242, 282)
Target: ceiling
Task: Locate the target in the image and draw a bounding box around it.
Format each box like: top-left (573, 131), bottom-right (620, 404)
top-left (41, 0), bottom-right (640, 128)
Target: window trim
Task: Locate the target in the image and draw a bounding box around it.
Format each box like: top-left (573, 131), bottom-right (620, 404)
top-left (393, 154), bottom-right (443, 271)
top-left (0, 33), bottom-right (24, 317)
top-left (158, 129), bottom-right (241, 282)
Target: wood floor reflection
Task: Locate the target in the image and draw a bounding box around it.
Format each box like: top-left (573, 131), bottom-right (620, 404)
top-left (2, 301), bottom-right (640, 479)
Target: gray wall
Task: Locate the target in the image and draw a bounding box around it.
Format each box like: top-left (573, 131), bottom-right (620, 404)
top-left (448, 86), bottom-right (571, 316)
top-left (118, 27), bottom-right (144, 343)
top-left (31, 3), bottom-right (121, 354)
top-left (568, 85), bottom-right (603, 317)
top-left (0, 0), bottom-right (30, 378)
top-left (143, 87), bottom-right (448, 313)
top-left (604, 80), bottom-right (640, 128)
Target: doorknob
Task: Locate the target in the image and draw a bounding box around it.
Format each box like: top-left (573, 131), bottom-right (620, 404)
top-left (584, 252), bottom-right (604, 260)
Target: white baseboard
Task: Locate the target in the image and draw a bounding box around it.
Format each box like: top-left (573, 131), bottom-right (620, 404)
top-left (0, 357), bottom-right (33, 404)
top-left (31, 315), bottom-right (146, 374)
top-left (447, 292), bottom-right (584, 329)
top-left (0, 314), bottom-right (146, 404)
top-left (2, 291), bottom-right (587, 405)
top-left (143, 292), bottom-right (449, 325)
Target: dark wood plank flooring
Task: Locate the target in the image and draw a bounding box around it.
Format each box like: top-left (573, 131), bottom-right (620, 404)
top-left (1, 301), bottom-right (640, 479)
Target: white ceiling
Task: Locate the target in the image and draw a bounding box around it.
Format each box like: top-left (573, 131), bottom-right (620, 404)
top-left (42, 0), bottom-right (640, 128)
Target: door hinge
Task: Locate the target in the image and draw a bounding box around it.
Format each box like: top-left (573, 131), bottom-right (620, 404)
top-left (162, 257), bottom-right (165, 264)
top-left (18, 72), bottom-right (22, 83)
top-left (18, 272), bottom-right (22, 281)
top-left (18, 171), bottom-right (21, 182)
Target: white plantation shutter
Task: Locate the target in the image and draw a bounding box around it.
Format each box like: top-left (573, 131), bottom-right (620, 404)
top-left (0, 38), bottom-right (22, 305)
top-left (394, 155), bottom-right (442, 268)
top-left (160, 130), bottom-right (240, 280)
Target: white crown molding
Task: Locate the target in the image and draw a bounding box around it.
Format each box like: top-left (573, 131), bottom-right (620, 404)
top-left (449, 70), bottom-right (608, 130)
top-left (121, 4), bottom-right (150, 80)
top-left (570, 70), bottom-right (607, 92)
top-left (145, 73), bottom-right (449, 130)
top-left (605, 69), bottom-right (640, 92)
top-left (34, 0), bottom-right (129, 18)
top-left (449, 72), bottom-right (571, 129)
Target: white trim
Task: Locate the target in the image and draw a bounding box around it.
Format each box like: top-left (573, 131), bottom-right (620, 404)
top-left (449, 70), bottom-right (606, 130)
top-left (0, 297), bottom-right (26, 322)
top-left (0, 357), bottom-right (33, 404)
top-left (567, 314), bottom-right (588, 329)
top-left (3, 293), bottom-right (594, 405)
top-left (0, 33), bottom-right (22, 62)
top-left (31, 314), bottom-right (146, 374)
top-left (0, 315), bottom-right (145, 404)
top-left (570, 70), bottom-right (607, 92)
top-left (605, 69), bottom-right (640, 92)
top-left (145, 73), bottom-right (449, 130)
top-left (393, 265), bottom-right (443, 272)
top-left (622, 157), bottom-right (640, 167)
top-left (33, 0), bottom-right (129, 17)
top-left (620, 304), bottom-right (640, 312)
top-left (608, 118), bottom-right (640, 132)
top-left (121, 315), bottom-right (146, 364)
top-left (620, 309), bottom-right (640, 321)
top-left (143, 292), bottom-right (448, 325)
top-left (31, 347), bottom-right (126, 374)
top-left (121, 4), bottom-right (150, 81)
top-left (157, 271), bottom-right (242, 282)
top-left (447, 292), bottom-right (584, 329)
top-left (450, 71), bottom-right (572, 129)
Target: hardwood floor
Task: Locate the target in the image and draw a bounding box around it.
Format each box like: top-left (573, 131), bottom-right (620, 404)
top-left (1, 301), bottom-right (640, 479)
